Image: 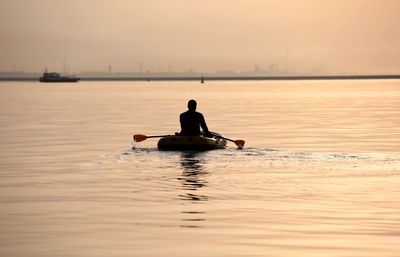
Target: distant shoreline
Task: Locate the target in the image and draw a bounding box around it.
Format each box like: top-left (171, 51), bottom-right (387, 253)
top-left (1, 75), bottom-right (400, 82)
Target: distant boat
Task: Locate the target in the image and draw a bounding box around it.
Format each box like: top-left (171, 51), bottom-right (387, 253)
top-left (39, 72), bottom-right (80, 83)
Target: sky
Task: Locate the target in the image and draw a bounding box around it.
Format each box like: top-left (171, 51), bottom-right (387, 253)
top-left (0, 0), bottom-right (399, 74)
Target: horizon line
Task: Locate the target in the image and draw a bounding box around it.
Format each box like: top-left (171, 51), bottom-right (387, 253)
top-left (1, 74), bottom-right (400, 82)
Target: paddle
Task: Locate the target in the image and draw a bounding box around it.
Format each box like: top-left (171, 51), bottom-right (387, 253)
top-left (133, 134), bottom-right (171, 142)
top-left (133, 133), bottom-right (245, 149)
top-left (210, 132), bottom-right (245, 149)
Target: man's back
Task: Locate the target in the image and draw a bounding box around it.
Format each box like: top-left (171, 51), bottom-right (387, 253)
top-left (180, 110), bottom-right (208, 136)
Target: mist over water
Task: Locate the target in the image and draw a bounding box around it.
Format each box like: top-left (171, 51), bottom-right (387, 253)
top-left (0, 80), bottom-right (399, 257)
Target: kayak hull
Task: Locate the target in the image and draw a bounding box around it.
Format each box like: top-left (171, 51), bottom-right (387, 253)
top-left (157, 135), bottom-right (227, 151)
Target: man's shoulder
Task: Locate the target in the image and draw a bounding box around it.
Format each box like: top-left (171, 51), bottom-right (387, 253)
top-left (195, 111), bottom-right (204, 117)
top-left (180, 111), bottom-right (204, 118)
top-left (181, 110), bottom-right (202, 115)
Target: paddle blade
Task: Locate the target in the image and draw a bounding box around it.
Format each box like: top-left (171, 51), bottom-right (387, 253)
top-left (234, 140), bottom-right (245, 149)
top-left (133, 134), bottom-right (147, 142)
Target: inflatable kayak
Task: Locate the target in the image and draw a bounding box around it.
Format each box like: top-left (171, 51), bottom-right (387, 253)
top-left (157, 135), bottom-right (227, 151)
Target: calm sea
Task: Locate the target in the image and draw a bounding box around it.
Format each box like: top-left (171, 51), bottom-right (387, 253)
top-left (0, 80), bottom-right (399, 257)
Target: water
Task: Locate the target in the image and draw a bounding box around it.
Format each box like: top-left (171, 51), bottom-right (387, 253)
top-left (0, 80), bottom-right (399, 257)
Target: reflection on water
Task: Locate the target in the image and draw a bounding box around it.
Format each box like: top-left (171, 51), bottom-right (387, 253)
top-left (179, 151), bottom-right (208, 193)
top-left (179, 151), bottom-right (208, 228)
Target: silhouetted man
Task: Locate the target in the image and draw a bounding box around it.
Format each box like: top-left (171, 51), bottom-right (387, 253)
top-left (179, 100), bottom-right (211, 136)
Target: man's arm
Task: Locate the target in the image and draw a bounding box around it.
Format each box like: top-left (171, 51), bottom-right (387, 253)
top-left (199, 113), bottom-right (210, 135)
top-left (179, 113), bottom-right (185, 133)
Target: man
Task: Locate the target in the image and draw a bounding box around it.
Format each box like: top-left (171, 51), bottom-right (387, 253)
top-left (179, 100), bottom-right (211, 136)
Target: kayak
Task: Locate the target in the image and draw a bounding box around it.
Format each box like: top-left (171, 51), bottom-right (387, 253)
top-left (157, 135), bottom-right (227, 151)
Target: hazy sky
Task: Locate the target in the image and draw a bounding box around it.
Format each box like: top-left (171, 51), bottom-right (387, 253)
top-left (1, 0), bottom-right (399, 74)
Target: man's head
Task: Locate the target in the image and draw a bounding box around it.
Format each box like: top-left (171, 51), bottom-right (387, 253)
top-left (188, 99), bottom-right (197, 111)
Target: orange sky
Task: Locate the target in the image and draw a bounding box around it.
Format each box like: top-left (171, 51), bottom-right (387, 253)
top-left (1, 0), bottom-right (399, 74)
